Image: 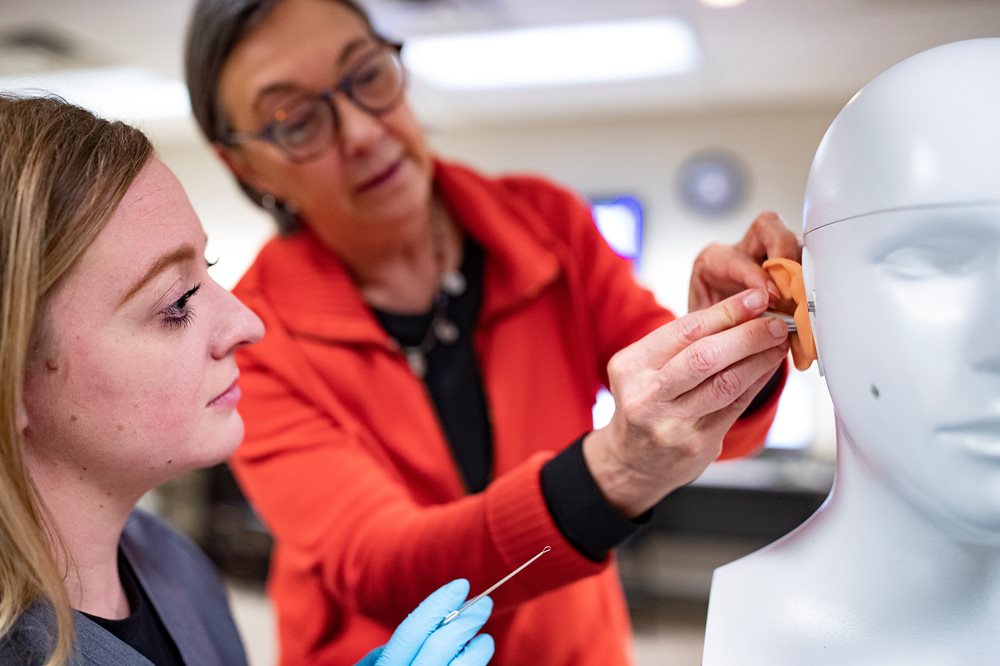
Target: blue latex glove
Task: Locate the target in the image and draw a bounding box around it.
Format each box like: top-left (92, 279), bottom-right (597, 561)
top-left (356, 579), bottom-right (494, 666)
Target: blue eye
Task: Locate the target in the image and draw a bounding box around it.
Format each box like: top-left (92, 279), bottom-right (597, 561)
top-left (161, 283), bottom-right (200, 329)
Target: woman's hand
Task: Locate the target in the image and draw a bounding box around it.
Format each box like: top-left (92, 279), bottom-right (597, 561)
top-left (583, 289), bottom-right (789, 518)
top-left (689, 212), bottom-right (801, 312)
top-left (357, 579), bottom-right (495, 666)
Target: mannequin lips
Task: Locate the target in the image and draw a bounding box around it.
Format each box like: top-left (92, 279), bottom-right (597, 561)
top-left (936, 419), bottom-right (1000, 455)
top-left (937, 419), bottom-right (1000, 433)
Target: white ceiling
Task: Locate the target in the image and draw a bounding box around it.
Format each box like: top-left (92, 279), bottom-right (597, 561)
top-left (1, 0), bottom-right (999, 128)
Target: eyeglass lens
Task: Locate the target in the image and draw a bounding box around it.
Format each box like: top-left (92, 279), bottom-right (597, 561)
top-left (271, 47), bottom-right (404, 159)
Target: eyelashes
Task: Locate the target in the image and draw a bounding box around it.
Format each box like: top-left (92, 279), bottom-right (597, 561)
top-left (160, 283), bottom-right (201, 329)
top-left (156, 258), bottom-right (217, 329)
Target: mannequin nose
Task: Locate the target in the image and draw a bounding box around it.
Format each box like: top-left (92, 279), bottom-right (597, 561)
top-left (963, 271), bottom-right (1000, 375)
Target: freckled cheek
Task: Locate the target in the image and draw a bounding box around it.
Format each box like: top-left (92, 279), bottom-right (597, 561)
top-left (73, 344), bottom-right (204, 437)
top-left (132, 376), bottom-right (204, 438)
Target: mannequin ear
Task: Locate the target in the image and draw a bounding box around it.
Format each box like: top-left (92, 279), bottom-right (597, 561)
top-left (762, 258), bottom-right (817, 371)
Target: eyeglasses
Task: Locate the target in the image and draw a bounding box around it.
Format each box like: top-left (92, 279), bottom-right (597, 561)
top-left (223, 44), bottom-right (406, 163)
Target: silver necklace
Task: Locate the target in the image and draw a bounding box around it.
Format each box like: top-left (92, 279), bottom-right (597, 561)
top-left (399, 270), bottom-right (465, 377)
top-left (397, 211), bottom-right (465, 378)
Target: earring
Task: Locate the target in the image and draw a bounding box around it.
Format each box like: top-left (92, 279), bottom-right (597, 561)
top-left (762, 258), bottom-right (817, 371)
top-left (261, 193), bottom-right (277, 210)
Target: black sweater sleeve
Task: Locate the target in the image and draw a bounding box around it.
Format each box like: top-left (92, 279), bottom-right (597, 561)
top-left (540, 434), bottom-right (651, 562)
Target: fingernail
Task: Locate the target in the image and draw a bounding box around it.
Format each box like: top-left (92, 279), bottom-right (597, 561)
top-left (767, 318), bottom-right (787, 338)
top-left (744, 289), bottom-right (767, 310)
top-left (767, 282), bottom-right (782, 302)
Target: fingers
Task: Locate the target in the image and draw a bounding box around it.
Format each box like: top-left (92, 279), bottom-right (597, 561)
top-left (737, 211), bottom-right (802, 264)
top-left (734, 212), bottom-right (802, 299)
top-left (355, 647), bottom-right (383, 666)
top-left (376, 579), bottom-right (470, 665)
top-left (694, 244), bottom-right (778, 304)
top-left (657, 312), bottom-right (789, 403)
top-left (450, 634), bottom-right (496, 666)
top-left (630, 289), bottom-right (773, 370)
top-left (689, 212), bottom-right (802, 312)
top-left (673, 341), bottom-right (788, 421)
top-left (724, 357), bottom-right (786, 417)
top-left (411, 597), bottom-right (493, 666)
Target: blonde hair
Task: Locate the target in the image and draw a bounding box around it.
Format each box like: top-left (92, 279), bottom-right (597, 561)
top-left (0, 95), bottom-right (153, 665)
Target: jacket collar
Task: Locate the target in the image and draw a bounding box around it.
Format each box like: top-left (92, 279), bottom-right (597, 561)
top-left (245, 158), bottom-right (561, 345)
top-left (15, 602), bottom-right (154, 665)
top-left (14, 513), bottom-right (217, 665)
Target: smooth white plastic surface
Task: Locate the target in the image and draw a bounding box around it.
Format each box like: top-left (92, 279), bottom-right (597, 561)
top-left (803, 38), bottom-right (1000, 234)
top-left (704, 38), bottom-right (1000, 665)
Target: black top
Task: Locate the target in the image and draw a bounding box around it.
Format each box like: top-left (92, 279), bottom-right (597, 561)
top-left (373, 239), bottom-right (493, 494)
top-left (81, 551), bottom-right (185, 666)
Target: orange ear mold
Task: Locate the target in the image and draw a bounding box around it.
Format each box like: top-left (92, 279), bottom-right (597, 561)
top-left (762, 258), bottom-right (817, 371)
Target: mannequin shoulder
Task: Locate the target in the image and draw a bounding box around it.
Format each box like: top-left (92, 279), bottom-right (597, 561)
top-left (703, 553), bottom-right (835, 665)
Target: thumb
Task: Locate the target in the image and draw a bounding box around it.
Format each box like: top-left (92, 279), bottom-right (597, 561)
top-left (355, 646), bottom-right (383, 666)
top-left (375, 579), bottom-right (470, 666)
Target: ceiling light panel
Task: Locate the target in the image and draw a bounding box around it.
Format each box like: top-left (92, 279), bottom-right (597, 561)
top-left (402, 18), bottom-right (699, 90)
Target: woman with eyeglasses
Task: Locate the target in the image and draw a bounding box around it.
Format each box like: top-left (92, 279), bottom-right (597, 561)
top-left (184, 0), bottom-right (799, 663)
top-left (0, 94), bottom-right (494, 666)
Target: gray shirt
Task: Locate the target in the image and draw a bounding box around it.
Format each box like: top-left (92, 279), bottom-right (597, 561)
top-left (0, 509), bottom-right (248, 665)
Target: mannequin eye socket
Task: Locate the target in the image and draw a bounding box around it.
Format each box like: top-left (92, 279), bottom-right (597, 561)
top-left (878, 240), bottom-right (982, 279)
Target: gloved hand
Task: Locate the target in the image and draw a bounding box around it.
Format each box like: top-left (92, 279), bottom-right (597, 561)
top-left (355, 579), bottom-right (494, 666)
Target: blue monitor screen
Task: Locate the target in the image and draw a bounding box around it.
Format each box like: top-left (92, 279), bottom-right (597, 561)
top-left (591, 195), bottom-right (643, 262)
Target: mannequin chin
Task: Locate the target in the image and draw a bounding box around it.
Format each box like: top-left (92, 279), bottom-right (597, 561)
top-left (703, 39), bottom-right (1000, 665)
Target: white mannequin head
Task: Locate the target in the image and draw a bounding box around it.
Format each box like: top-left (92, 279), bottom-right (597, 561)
top-left (802, 38), bottom-right (1000, 544)
top-left (704, 39), bottom-right (1000, 666)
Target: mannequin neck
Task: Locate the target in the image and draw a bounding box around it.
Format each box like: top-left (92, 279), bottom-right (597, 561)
top-left (783, 416), bottom-right (1000, 608)
top-left (705, 415), bottom-right (1000, 664)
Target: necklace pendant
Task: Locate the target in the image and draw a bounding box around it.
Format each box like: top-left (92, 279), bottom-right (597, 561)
top-left (404, 348), bottom-right (427, 377)
top-left (434, 318), bottom-right (460, 345)
top-left (441, 270), bottom-right (466, 297)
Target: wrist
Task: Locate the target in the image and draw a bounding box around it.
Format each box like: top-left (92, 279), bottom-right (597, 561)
top-left (582, 428), bottom-right (655, 519)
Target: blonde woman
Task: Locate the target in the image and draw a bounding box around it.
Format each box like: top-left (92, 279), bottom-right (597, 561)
top-left (0, 94), bottom-right (493, 665)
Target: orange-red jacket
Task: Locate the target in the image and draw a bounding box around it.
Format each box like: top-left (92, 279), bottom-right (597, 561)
top-left (231, 160), bottom-right (781, 665)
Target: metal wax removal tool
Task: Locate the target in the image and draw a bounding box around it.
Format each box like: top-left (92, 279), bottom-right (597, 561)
top-left (440, 546), bottom-right (551, 626)
top-left (762, 310), bottom-right (797, 333)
